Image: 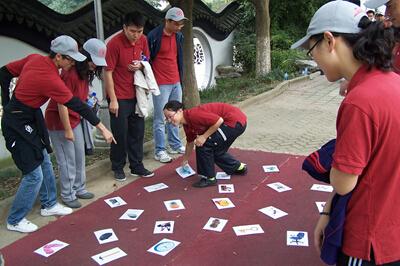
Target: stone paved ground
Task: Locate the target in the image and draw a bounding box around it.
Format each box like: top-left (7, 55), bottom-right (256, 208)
top-left (0, 74), bottom-right (342, 249)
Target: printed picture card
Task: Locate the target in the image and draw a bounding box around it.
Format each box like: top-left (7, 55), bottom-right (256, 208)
top-left (233, 224), bottom-right (264, 236)
top-left (267, 182), bottom-right (292, 192)
top-left (287, 231), bottom-right (309, 247)
top-left (154, 221), bottom-right (175, 234)
top-left (119, 209), bottom-right (144, 221)
top-left (94, 228), bottom-right (118, 244)
top-left (203, 217), bottom-right (228, 232)
top-left (259, 206), bottom-right (288, 219)
top-left (144, 183), bottom-right (168, 192)
top-left (92, 247), bottom-right (127, 265)
top-left (218, 184), bottom-right (235, 193)
top-left (311, 184), bottom-right (334, 192)
top-left (263, 165), bottom-right (280, 173)
top-left (147, 238), bottom-right (180, 256)
top-left (34, 240), bottom-right (69, 257)
top-left (212, 198), bottom-right (235, 209)
top-left (164, 199), bottom-right (185, 211)
top-left (176, 165), bottom-right (196, 178)
top-left (104, 196), bottom-right (127, 208)
top-left (315, 202), bottom-right (326, 213)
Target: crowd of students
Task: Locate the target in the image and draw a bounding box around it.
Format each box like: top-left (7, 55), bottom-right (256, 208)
top-left (1, 1), bottom-right (400, 265)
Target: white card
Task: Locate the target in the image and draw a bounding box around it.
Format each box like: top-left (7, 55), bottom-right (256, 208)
top-left (92, 247), bottom-right (127, 265)
top-left (34, 239), bottom-right (69, 257)
top-left (154, 221), bottom-right (175, 234)
top-left (259, 206), bottom-right (288, 219)
top-left (104, 196), bottom-right (127, 208)
top-left (147, 238), bottom-right (180, 256)
top-left (216, 172), bottom-right (231, 180)
top-left (94, 228), bottom-right (118, 244)
top-left (218, 184), bottom-right (235, 193)
top-left (287, 231), bottom-right (309, 247)
top-left (233, 224), bottom-right (264, 236)
top-left (144, 183), bottom-right (168, 192)
top-left (212, 198), bottom-right (235, 209)
top-left (311, 184), bottom-right (334, 192)
top-left (119, 209), bottom-right (144, 220)
top-left (175, 165), bottom-right (195, 178)
top-left (263, 165), bottom-right (280, 173)
top-left (164, 199), bottom-right (185, 211)
top-left (203, 217), bottom-right (228, 232)
top-left (267, 182), bottom-right (292, 192)
top-left (315, 202), bottom-right (326, 213)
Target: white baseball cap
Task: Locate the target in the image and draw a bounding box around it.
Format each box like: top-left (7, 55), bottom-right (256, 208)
top-left (165, 7), bottom-right (188, 21)
top-left (83, 38), bottom-right (107, 66)
top-left (50, 35), bottom-right (86, 62)
top-left (365, 0), bottom-right (389, 9)
top-left (291, 0), bottom-right (367, 49)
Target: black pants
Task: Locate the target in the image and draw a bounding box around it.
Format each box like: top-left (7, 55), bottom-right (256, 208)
top-left (109, 99), bottom-right (145, 172)
top-left (196, 122), bottom-right (246, 178)
top-left (337, 250), bottom-right (400, 266)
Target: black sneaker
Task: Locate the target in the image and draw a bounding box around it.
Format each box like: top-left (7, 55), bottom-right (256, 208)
top-left (192, 176), bottom-right (217, 188)
top-left (233, 163), bottom-right (248, 175)
top-left (131, 168), bottom-right (154, 178)
top-left (114, 171), bottom-right (126, 182)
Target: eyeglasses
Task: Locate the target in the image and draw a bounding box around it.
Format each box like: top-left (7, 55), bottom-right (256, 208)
top-left (306, 37), bottom-right (323, 58)
top-left (165, 111), bottom-right (177, 123)
top-left (62, 55), bottom-right (74, 62)
top-left (169, 20), bottom-right (185, 28)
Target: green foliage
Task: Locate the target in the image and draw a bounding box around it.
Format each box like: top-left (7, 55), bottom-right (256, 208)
top-left (38, 0), bottom-right (91, 14)
top-left (203, 0), bottom-right (235, 12)
top-left (271, 49), bottom-right (307, 74)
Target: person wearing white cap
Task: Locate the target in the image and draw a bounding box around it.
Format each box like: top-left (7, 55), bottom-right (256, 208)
top-left (147, 7), bottom-right (188, 164)
top-left (45, 38), bottom-right (107, 209)
top-left (0, 35), bottom-right (115, 233)
top-left (292, 1), bottom-right (400, 265)
top-left (104, 12), bottom-right (154, 181)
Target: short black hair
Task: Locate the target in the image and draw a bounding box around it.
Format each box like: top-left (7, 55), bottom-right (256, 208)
top-left (123, 12), bottom-right (146, 28)
top-left (366, 10), bottom-right (375, 15)
top-left (164, 100), bottom-right (184, 111)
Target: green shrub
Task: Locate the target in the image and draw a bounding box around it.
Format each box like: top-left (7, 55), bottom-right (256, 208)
top-left (271, 49), bottom-right (307, 75)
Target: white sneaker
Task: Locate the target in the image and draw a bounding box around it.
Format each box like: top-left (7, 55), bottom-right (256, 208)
top-left (169, 146), bottom-right (185, 154)
top-left (7, 218), bottom-right (38, 233)
top-left (154, 150), bottom-right (173, 163)
top-left (40, 203), bottom-right (73, 217)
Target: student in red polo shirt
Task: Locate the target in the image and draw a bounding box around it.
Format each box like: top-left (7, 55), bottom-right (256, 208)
top-left (292, 1), bottom-right (400, 265)
top-left (0, 35), bottom-right (115, 233)
top-left (45, 38), bottom-right (107, 209)
top-left (163, 100), bottom-right (247, 188)
top-left (105, 11), bottom-right (153, 181)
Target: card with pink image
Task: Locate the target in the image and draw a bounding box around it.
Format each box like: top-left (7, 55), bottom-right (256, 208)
top-left (34, 239), bottom-right (69, 257)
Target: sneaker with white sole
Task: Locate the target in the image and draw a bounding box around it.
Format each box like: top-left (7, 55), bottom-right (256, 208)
top-left (40, 203), bottom-right (73, 217)
top-left (154, 151), bottom-right (172, 163)
top-left (7, 218), bottom-right (38, 233)
top-left (169, 146), bottom-right (185, 154)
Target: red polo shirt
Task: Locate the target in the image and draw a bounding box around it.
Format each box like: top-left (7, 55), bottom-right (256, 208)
top-left (332, 65), bottom-right (400, 264)
top-left (105, 32), bottom-right (150, 99)
top-left (6, 54), bottom-right (73, 108)
top-left (45, 67), bottom-right (89, 130)
top-left (152, 32), bottom-right (180, 85)
top-left (183, 103), bottom-right (247, 143)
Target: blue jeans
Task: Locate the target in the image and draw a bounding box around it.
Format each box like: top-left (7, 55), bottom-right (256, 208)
top-left (152, 82), bottom-right (183, 154)
top-left (7, 149), bottom-right (57, 225)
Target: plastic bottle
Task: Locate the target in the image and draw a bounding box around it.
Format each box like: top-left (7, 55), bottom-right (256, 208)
top-left (283, 72), bottom-right (289, 80)
top-left (87, 92), bottom-right (97, 108)
top-left (305, 67), bottom-right (309, 75)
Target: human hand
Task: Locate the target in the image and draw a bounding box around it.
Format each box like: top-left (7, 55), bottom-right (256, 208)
top-left (64, 129), bottom-right (75, 141)
top-left (314, 214), bottom-right (329, 254)
top-left (101, 128), bottom-right (117, 144)
top-left (109, 100), bottom-right (119, 117)
top-left (127, 61), bottom-right (142, 72)
top-left (194, 135), bottom-right (206, 147)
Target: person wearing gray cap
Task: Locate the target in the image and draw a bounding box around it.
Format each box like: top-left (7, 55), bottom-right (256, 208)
top-left (0, 35), bottom-right (115, 233)
top-left (292, 1), bottom-right (400, 265)
top-left (45, 38), bottom-right (107, 209)
top-left (147, 7), bottom-right (188, 164)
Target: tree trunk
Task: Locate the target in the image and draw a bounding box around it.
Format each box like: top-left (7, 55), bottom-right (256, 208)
top-left (253, 0), bottom-right (271, 77)
top-left (169, 0), bottom-right (200, 108)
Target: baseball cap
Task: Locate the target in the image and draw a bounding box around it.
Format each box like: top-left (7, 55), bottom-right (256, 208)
top-left (83, 38), bottom-right (107, 66)
top-left (50, 35), bottom-right (86, 62)
top-left (365, 0), bottom-right (389, 9)
top-left (291, 1), bottom-right (366, 49)
top-left (165, 7), bottom-right (188, 21)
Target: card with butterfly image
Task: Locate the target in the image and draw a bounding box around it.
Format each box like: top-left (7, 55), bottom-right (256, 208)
top-left (104, 196), bottom-right (127, 208)
top-left (259, 206), bottom-right (288, 219)
top-left (267, 182), bottom-right (292, 192)
top-left (154, 221), bottom-right (175, 234)
top-left (203, 217), bottom-right (228, 232)
top-left (94, 228), bottom-right (118, 244)
top-left (212, 197), bottom-right (235, 209)
top-left (34, 239), bottom-right (69, 257)
top-left (119, 209), bottom-right (144, 221)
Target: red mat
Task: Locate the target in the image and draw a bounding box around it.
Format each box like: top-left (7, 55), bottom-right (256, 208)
top-left (1, 149), bottom-right (326, 266)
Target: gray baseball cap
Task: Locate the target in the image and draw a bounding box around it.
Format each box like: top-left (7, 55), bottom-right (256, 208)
top-left (83, 38), bottom-right (107, 66)
top-left (365, 0), bottom-right (389, 8)
top-left (165, 7), bottom-right (188, 21)
top-left (291, 0), bottom-right (366, 49)
top-left (50, 35), bottom-right (86, 62)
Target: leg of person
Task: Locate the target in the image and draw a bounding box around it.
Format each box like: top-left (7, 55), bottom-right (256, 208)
top-left (193, 145), bottom-right (217, 188)
top-left (214, 123), bottom-right (247, 175)
top-left (49, 130), bottom-right (81, 208)
top-left (109, 99), bottom-right (129, 181)
top-left (73, 124), bottom-right (94, 200)
top-left (152, 85), bottom-right (172, 163)
top-left (39, 149), bottom-right (73, 216)
top-left (6, 164), bottom-right (44, 233)
top-left (166, 82), bottom-right (185, 154)
top-left (128, 99), bottom-right (154, 177)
